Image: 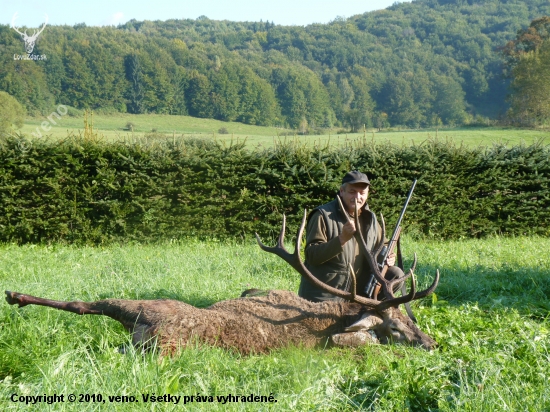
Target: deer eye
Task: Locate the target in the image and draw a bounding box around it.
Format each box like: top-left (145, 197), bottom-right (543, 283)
top-left (390, 327), bottom-right (402, 335)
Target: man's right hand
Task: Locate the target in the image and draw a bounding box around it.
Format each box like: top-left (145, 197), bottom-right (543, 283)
top-left (339, 220), bottom-right (356, 245)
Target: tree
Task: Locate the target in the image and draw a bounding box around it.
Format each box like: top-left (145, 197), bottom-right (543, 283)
top-left (186, 71), bottom-right (214, 118)
top-left (61, 48), bottom-right (95, 108)
top-left (430, 74), bottom-right (467, 126)
top-left (381, 74), bottom-right (423, 128)
top-left (508, 42), bottom-right (550, 125)
top-left (502, 16), bottom-right (550, 71)
top-left (210, 63), bottom-right (240, 121)
top-left (124, 54), bottom-right (145, 114)
top-left (271, 67), bottom-right (308, 128)
top-left (0, 43), bottom-right (54, 114)
top-left (503, 17), bottom-right (550, 125)
top-left (0, 92), bottom-right (26, 135)
top-left (237, 68), bottom-right (280, 126)
top-left (271, 66), bottom-right (334, 129)
top-left (345, 67), bottom-right (375, 131)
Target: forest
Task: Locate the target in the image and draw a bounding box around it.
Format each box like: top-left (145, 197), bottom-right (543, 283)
top-left (1, 0), bottom-right (549, 130)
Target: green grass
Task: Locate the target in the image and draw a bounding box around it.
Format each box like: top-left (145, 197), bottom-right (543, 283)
top-left (21, 112), bottom-right (287, 143)
top-left (19, 112), bottom-right (550, 149)
top-left (1, 236), bottom-right (549, 410)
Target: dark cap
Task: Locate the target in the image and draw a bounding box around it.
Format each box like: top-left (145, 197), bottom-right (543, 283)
top-left (342, 170), bottom-right (370, 186)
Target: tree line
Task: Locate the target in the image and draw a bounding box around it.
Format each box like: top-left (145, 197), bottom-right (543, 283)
top-left (0, 0), bottom-right (549, 130)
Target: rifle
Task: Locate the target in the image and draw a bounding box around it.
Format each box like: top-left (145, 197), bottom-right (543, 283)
top-left (365, 179), bottom-right (417, 299)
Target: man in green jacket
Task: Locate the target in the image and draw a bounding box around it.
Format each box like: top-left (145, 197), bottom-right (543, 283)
top-left (298, 170), bottom-right (403, 302)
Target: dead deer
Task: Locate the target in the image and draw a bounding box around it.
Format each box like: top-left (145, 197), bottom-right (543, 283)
top-left (4, 211), bottom-right (439, 354)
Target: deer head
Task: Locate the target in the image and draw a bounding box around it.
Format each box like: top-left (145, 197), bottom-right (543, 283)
top-left (11, 13), bottom-right (48, 54)
top-left (255, 209), bottom-right (439, 349)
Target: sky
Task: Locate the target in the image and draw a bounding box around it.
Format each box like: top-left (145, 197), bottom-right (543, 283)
top-left (1, 0), bottom-right (409, 28)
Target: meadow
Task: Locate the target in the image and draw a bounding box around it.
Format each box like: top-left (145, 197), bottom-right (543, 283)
top-left (20, 112), bottom-right (550, 149)
top-left (1, 236), bottom-right (549, 411)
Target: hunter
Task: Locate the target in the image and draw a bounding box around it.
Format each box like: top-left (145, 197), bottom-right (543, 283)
top-left (298, 170), bottom-right (404, 302)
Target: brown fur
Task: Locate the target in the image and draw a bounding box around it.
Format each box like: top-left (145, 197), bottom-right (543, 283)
top-left (5, 289), bottom-right (435, 354)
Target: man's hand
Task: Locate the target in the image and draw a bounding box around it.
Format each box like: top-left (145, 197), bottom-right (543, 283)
top-left (339, 220), bottom-right (356, 246)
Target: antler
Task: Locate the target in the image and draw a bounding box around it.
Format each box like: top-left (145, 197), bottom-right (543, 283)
top-left (10, 12), bottom-right (25, 36)
top-left (10, 13), bottom-right (48, 39)
top-left (255, 211), bottom-right (384, 308)
top-left (256, 209), bottom-right (439, 311)
top-left (348, 201), bottom-right (439, 308)
top-left (256, 210), bottom-right (425, 311)
top-left (32, 14), bottom-right (48, 38)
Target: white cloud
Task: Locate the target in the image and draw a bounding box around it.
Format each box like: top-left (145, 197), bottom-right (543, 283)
top-left (102, 12), bottom-right (125, 26)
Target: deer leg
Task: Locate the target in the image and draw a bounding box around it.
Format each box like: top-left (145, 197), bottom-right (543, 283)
top-left (5, 290), bottom-right (160, 351)
top-left (5, 291), bottom-right (103, 315)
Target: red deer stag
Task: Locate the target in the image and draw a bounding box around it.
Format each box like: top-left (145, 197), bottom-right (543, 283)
top-left (5, 211), bottom-right (439, 354)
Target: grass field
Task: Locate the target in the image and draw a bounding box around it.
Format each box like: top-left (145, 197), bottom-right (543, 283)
top-left (1, 236), bottom-right (549, 410)
top-left (19, 112), bottom-right (550, 149)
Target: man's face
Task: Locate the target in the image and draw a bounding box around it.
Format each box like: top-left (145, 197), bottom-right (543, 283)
top-left (339, 183), bottom-right (369, 214)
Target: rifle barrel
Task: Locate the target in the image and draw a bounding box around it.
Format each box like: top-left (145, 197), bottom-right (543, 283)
top-left (380, 179), bottom-right (417, 266)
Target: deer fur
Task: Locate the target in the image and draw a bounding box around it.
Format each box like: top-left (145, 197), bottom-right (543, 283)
top-left (5, 289), bottom-right (435, 354)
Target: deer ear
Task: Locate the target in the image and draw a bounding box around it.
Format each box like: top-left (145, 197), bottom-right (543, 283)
top-left (332, 330), bottom-right (378, 347)
top-left (345, 313), bottom-right (383, 332)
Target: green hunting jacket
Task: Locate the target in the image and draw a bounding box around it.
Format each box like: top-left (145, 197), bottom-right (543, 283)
top-left (298, 197), bottom-right (383, 302)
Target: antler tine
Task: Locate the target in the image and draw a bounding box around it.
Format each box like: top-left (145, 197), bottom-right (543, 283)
top-left (350, 199), bottom-right (381, 284)
top-left (410, 252), bottom-right (418, 274)
top-left (255, 214), bottom-right (290, 258)
top-left (411, 269), bottom-right (440, 299)
top-left (10, 13), bottom-right (25, 36)
top-left (349, 264), bottom-right (357, 300)
top-left (378, 272), bottom-right (417, 311)
top-left (36, 14), bottom-right (48, 35)
top-left (348, 200), bottom-right (396, 302)
top-left (380, 267), bottom-right (440, 310)
top-left (397, 253), bottom-right (438, 300)
top-left (256, 210), bottom-right (382, 307)
top-left (387, 269), bottom-right (413, 294)
top-left (277, 213), bottom-right (287, 249)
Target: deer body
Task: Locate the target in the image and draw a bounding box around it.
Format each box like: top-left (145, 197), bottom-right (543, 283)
top-left (5, 289), bottom-right (435, 353)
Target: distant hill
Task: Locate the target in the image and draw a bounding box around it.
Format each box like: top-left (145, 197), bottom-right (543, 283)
top-left (1, 0), bottom-right (549, 129)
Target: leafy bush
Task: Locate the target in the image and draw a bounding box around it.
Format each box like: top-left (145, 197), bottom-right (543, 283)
top-left (0, 136), bottom-right (548, 244)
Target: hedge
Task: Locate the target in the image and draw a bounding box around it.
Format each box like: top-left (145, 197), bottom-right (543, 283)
top-left (0, 135), bottom-right (548, 244)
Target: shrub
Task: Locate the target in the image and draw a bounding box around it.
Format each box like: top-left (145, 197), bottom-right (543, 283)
top-left (0, 136), bottom-right (548, 244)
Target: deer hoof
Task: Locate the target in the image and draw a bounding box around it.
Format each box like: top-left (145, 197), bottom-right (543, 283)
top-left (5, 291), bottom-right (22, 306)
